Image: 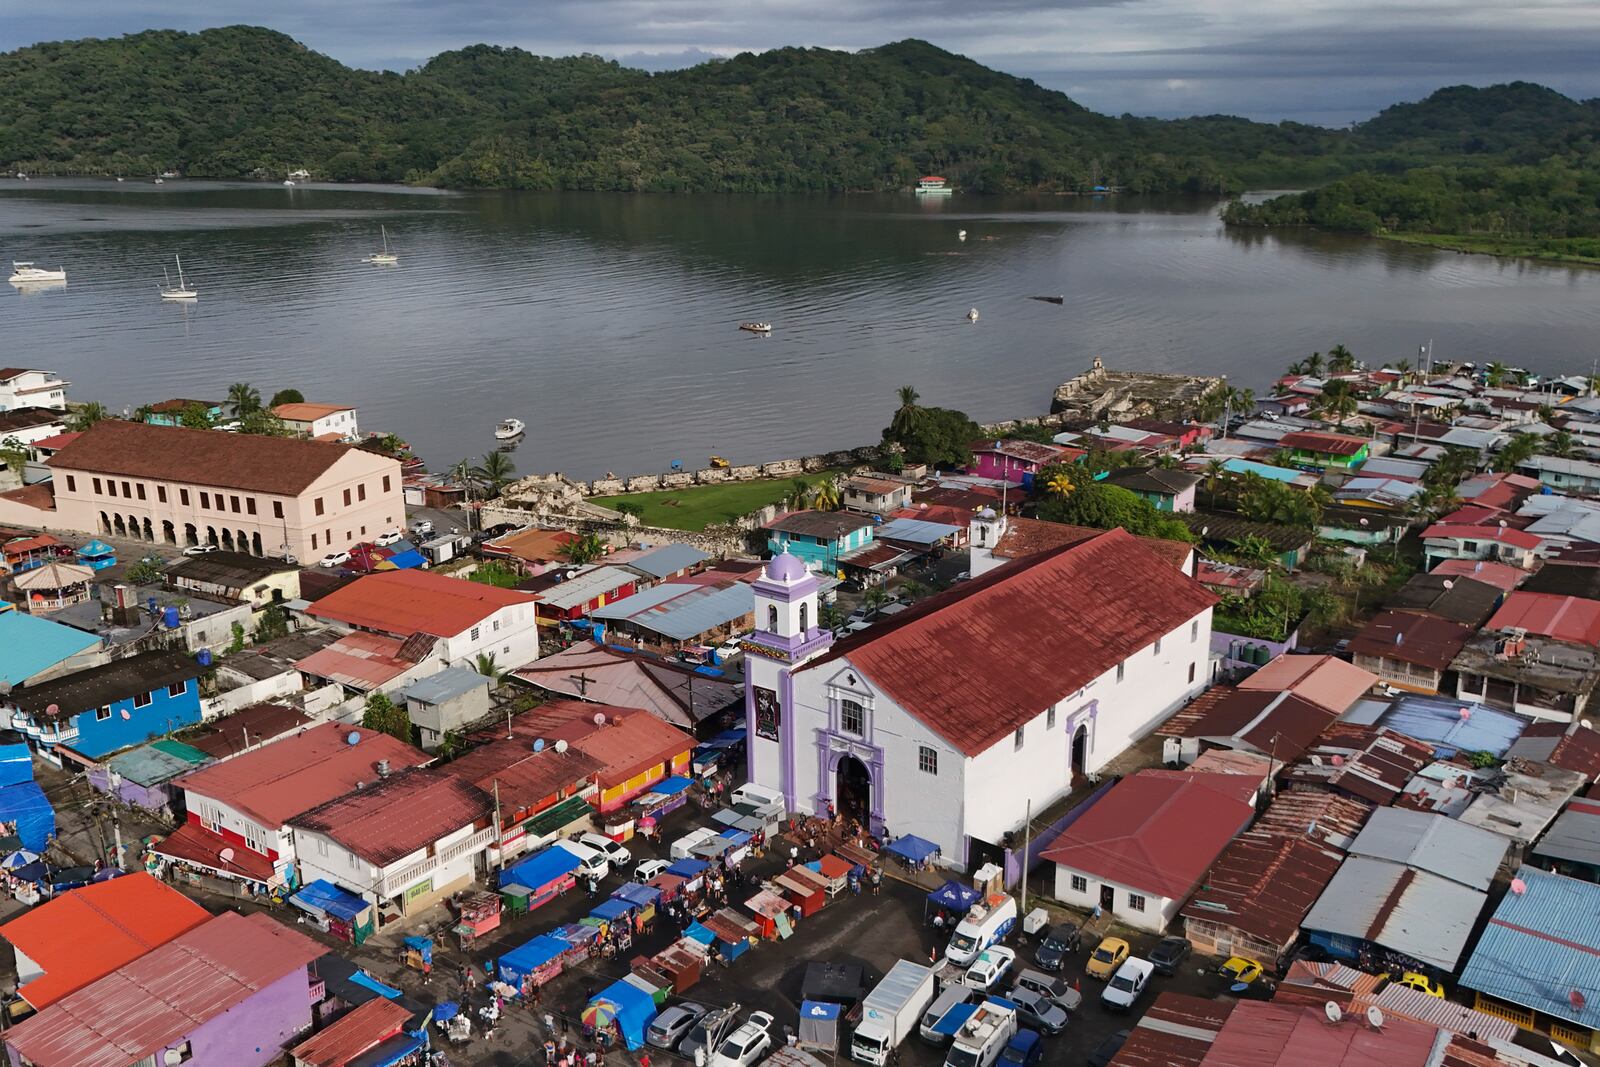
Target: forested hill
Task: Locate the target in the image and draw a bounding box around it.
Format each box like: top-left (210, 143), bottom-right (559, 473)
top-left (0, 26), bottom-right (1316, 192)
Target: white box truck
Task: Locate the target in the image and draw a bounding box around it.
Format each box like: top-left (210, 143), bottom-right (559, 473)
top-left (946, 895), bottom-right (1018, 966)
top-left (943, 998), bottom-right (1017, 1067)
top-left (851, 961), bottom-right (937, 1065)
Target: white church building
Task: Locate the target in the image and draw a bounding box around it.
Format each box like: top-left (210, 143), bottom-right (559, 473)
top-left (743, 521), bottom-right (1218, 869)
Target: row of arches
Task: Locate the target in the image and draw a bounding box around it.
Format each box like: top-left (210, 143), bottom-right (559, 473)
top-left (98, 512), bottom-right (265, 556)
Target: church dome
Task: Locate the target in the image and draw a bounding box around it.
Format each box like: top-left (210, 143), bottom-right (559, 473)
top-left (765, 551), bottom-right (807, 583)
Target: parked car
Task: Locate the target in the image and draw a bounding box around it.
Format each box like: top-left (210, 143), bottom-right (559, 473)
top-left (1011, 969), bottom-right (1080, 1013)
top-left (1218, 956), bottom-right (1264, 986)
top-left (1086, 1031), bottom-right (1131, 1067)
top-left (997, 1030), bottom-right (1043, 1067)
top-left (708, 1011), bottom-right (774, 1067)
top-left (1390, 972), bottom-right (1445, 998)
top-left (1149, 937), bottom-right (1192, 976)
top-left (962, 946), bottom-right (1016, 991)
top-left (319, 550), bottom-right (351, 568)
top-left (410, 519), bottom-right (435, 537)
top-left (373, 530), bottom-right (404, 547)
top-left (182, 544), bottom-right (219, 556)
top-left (681, 1007), bottom-right (740, 1064)
top-left (1086, 937), bottom-right (1130, 981)
top-left (1101, 958), bottom-right (1154, 1012)
top-left (635, 859), bottom-right (670, 884)
top-left (577, 832), bottom-right (631, 868)
top-left (1033, 924), bottom-right (1081, 972)
top-left (647, 1002), bottom-right (709, 1050)
top-left (1007, 989), bottom-right (1068, 1035)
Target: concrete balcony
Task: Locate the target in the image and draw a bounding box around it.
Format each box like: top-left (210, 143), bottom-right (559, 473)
top-left (374, 827), bottom-right (494, 899)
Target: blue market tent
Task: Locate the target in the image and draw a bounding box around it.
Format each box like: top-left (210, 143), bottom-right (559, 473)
top-left (884, 834), bottom-right (939, 865)
top-left (0, 744), bottom-right (34, 788)
top-left (799, 1000), bottom-right (843, 1051)
top-left (497, 934), bottom-right (570, 986)
top-left (0, 780), bottom-right (54, 850)
top-left (612, 882), bottom-right (661, 908)
top-left (654, 776), bottom-right (693, 795)
top-left (928, 880), bottom-right (980, 912)
top-left (382, 549), bottom-right (427, 570)
top-left (348, 971), bottom-right (403, 999)
top-left (434, 1002), bottom-right (460, 1022)
top-left (502, 846), bottom-right (582, 890)
top-left (291, 879), bottom-right (371, 923)
top-left (589, 978), bottom-right (658, 1050)
top-left (683, 921), bottom-right (715, 946)
top-left (667, 858), bottom-right (709, 878)
top-left (590, 898), bottom-right (634, 922)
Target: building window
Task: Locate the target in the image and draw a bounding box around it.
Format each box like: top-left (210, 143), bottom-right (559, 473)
top-left (92, 705), bottom-right (112, 721)
top-left (92, 477), bottom-right (101, 494)
top-left (919, 745), bottom-right (938, 774)
top-left (343, 488), bottom-right (352, 506)
top-left (1154, 638), bottom-right (1162, 655)
top-left (246, 497), bottom-right (256, 515)
top-left (134, 691), bottom-right (152, 708)
top-left (1071, 875), bottom-right (1088, 893)
top-left (107, 481), bottom-right (117, 498)
top-left (136, 483), bottom-right (146, 500)
top-left (358, 483), bottom-right (366, 501)
top-left (1188, 663), bottom-right (1197, 683)
top-left (199, 491), bottom-right (209, 509)
top-left (1128, 894), bottom-right (1147, 912)
top-left (492, 619), bottom-right (500, 631)
top-left (65, 475), bottom-right (76, 492)
top-left (1047, 707), bottom-right (1056, 729)
top-left (167, 680), bottom-right (187, 698)
top-left (383, 475), bottom-right (392, 492)
top-left (1191, 620), bottom-right (1199, 642)
top-left (360, 525), bottom-right (366, 535)
top-left (1014, 725), bottom-right (1025, 750)
top-left (272, 500), bottom-right (283, 519)
top-left (311, 533), bottom-right (318, 550)
top-left (314, 497), bottom-right (325, 516)
top-left (470, 627), bottom-right (481, 641)
top-left (840, 699), bottom-right (864, 736)
top-left (121, 481), bottom-right (131, 497)
top-left (230, 495), bottom-right (241, 513)
top-left (1116, 662), bottom-right (1125, 683)
top-left (180, 488), bottom-right (190, 505)
top-left (767, 605), bottom-right (779, 631)
top-left (157, 485), bottom-right (167, 503)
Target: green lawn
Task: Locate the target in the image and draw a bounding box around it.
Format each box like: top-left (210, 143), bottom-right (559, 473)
top-left (592, 472), bottom-right (839, 531)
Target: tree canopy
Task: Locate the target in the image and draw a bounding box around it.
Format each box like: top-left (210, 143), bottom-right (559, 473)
top-left (1030, 475), bottom-right (1194, 542)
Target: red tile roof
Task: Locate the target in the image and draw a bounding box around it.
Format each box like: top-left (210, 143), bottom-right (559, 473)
top-left (291, 767), bottom-right (491, 866)
top-left (1278, 431), bottom-right (1369, 456)
top-left (1175, 690), bottom-right (1342, 766)
top-left (175, 723), bottom-right (430, 828)
top-left (28, 432), bottom-right (80, 451)
top-left (289, 997), bottom-right (414, 1067)
top-left (1347, 610), bottom-right (1475, 671)
top-left (1108, 993), bottom-right (1234, 1067)
top-left (0, 874), bottom-right (210, 1009)
top-left (0, 482), bottom-right (56, 511)
top-left (1238, 654), bottom-right (1378, 714)
top-left (308, 569), bottom-right (535, 638)
top-left (4, 911), bottom-right (324, 1067)
top-left (1181, 830), bottom-right (1345, 948)
top-left (805, 530), bottom-right (1216, 756)
top-left (992, 516), bottom-right (1192, 570)
top-left (272, 402), bottom-right (355, 421)
top-left (1039, 770), bottom-right (1257, 900)
top-left (1487, 591), bottom-right (1600, 645)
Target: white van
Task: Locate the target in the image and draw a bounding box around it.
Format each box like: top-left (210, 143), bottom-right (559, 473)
top-left (730, 783), bottom-right (784, 809)
top-left (554, 838), bottom-right (611, 881)
top-left (946, 895), bottom-right (1018, 967)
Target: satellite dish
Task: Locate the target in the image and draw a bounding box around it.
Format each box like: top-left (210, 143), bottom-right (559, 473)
top-left (1572, 989), bottom-right (1587, 1012)
top-left (165, 1050), bottom-right (185, 1066)
top-left (593, 712), bottom-right (608, 726)
top-left (1366, 1006), bottom-right (1384, 1030)
top-left (218, 847), bottom-right (234, 863)
top-left (1331, 755), bottom-right (1345, 766)
top-left (1511, 877), bottom-right (1528, 894)
top-left (555, 739), bottom-right (569, 753)
top-left (120, 709), bottom-right (131, 720)
top-left (346, 731), bottom-right (362, 745)
top-left (1324, 1001), bottom-right (1343, 1024)
top-left (1459, 707), bottom-right (1473, 721)
top-left (46, 704), bottom-right (59, 717)
top-left (533, 738), bottom-right (546, 752)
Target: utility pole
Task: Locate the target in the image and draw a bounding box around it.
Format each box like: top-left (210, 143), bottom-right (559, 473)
top-left (111, 814), bottom-right (126, 872)
top-left (1019, 798), bottom-right (1032, 913)
top-left (492, 779), bottom-right (503, 872)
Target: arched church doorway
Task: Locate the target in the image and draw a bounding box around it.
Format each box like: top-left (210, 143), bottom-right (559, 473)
top-left (836, 755), bottom-right (872, 824)
top-left (1071, 724), bottom-right (1089, 779)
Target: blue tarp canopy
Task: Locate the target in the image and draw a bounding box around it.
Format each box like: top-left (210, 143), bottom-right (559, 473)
top-left (497, 934), bottom-right (570, 985)
top-left (349, 1032), bottom-right (424, 1067)
top-left (434, 1002), bottom-right (460, 1022)
top-left (590, 898), bottom-right (634, 922)
top-left (0, 780), bottom-right (54, 851)
top-left (654, 776), bottom-right (693, 796)
top-left (708, 727), bottom-right (746, 746)
top-left (928, 880), bottom-right (980, 912)
top-left (683, 921), bottom-right (715, 945)
top-left (667, 858), bottom-right (709, 877)
top-left (0, 744), bottom-right (34, 788)
top-left (613, 882), bottom-right (661, 908)
top-left (717, 828), bottom-right (753, 845)
top-left (502, 846), bottom-right (581, 890)
top-left (76, 540), bottom-right (115, 557)
top-left (930, 1002), bottom-right (977, 1036)
top-left (590, 979), bottom-right (658, 1050)
top-left (383, 549), bottom-right (427, 570)
top-left (553, 923), bottom-right (600, 946)
top-left (348, 971), bottom-right (402, 999)
top-left (291, 879), bottom-right (371, 923)
top-left (885, 834), bottom-right (939, 864)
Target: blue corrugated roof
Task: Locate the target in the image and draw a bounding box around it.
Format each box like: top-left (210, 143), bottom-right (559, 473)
top-left (624, 543), bottom-right (710, 580)
top-left (1381, 695), bottom-right (1529, 758)
top-left (1460, 866), bottom-right (1600, 1029)
top-left (107, 745), bottom-right (201, 787)
top-left (592, 582), bottom-right (753, 641)
top-left (872, 518), bottom-right (963, 546)
top-left (0, 612), bottom-right (100, 687)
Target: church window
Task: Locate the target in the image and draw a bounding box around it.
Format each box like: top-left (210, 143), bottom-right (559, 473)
top-left (800, 603), bottom-right (809, 633)
top-left (768, 605), bottom-right (779, 631)
top-left (919, 746), bottom-right (938, 774)
top-left (1047, 707), bottom-right (1056, 729)
top-left (1014, 725), bottom-right (1025, 750)
top-left (841, 699), bottom-right (864, 735)
top-left (1116, 662), bottom-right (1125, 683)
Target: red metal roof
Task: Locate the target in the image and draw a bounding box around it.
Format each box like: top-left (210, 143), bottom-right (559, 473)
top-left (308, 569), bottom-right (535, 638)
top-left (1176, 690), bottom-right (1341, 766)
top-left (1249, 790), bottom-right (1373, 850)
top-left (175, 722), bottom-right (431, 828)
top-left (1429, 558), bottom-right (1527, 592)
top-left (295, 631), bottom-right (419, 689)
top-left (1488, 591), bottom-right (1600, 645)
top-left (1278, 430), bottom-right (1369, 456)
top-left (0, 874), bottom-right (210, 1009)
top-left (1181, 830), bottom-right (1345, 947)
top-left (992, 516), bottom-right (1192, 570)
top-left (441, 739), bottom-right (602, 813)
top-left (1238, 654), bottom-right (1378, 714)
top-left (290, 768), bottom-right (492, 867)
top-left (1284, 725), bottom-right (1435, 805)
top-left (1421, 523), bottom-right (1543, 550)
top-left (289, 997), bottom-right (414, 1067)
top-left (803, 529), bottom-right (1216, 756)
top-left (1109, 993), bottom-right (1233, 1067)
top-left (150, 822), bottom-right (278, 882)
top-left (1039, 770), bottom-right (1257, 900)
top-left (1198, 1000), bottom-right (1439, 1067)
top-left (503, 701), bottom-right (693, 786)
top-left (1549, 728), bottom-right (1600, 781)
top-left (1347, 610), bottom-right (1475, 670)
top-left (4, 911), bottom-right (324, 1067)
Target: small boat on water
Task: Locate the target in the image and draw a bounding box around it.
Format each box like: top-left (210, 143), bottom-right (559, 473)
top-left (160, 171), bottom-right (179, 178)
top-left (966, 308), bottom-right (980, 322)
top-left (958, 229), bottom-right (967, 240)
top-left (159, 255), bottom-right (197, 301)
top-left (739, 322), bottom-right (772, 333)
top-left (494, 418), bottom-right (526, 441)
top-left (14, 173), bottom-right (27, 181)
top-left (282, 179), bottom-right (296, 187)
top-left (916, 176), bottom-right (953, 196)
top-left (1030, 295), bottom-right (1065, 305)
top-left (153, 177), bottom-right (164, 185)
top-left (364, 226), bottom-right (398, 265)
top-left (10, 262), bottom-right (66, 284)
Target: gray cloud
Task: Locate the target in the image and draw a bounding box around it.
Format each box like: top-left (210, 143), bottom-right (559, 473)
top-left (9, 0), bottom-right (1600, 122)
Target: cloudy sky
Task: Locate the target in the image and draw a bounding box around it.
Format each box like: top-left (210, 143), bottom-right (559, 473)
top-left (10, 1), bottom-right (1600, 125)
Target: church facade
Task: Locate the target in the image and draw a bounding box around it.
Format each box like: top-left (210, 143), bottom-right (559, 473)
top-left (744, 526), bottom-right (1218, 869)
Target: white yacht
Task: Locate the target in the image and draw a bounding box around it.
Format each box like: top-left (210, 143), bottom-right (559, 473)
top-left (916, 176), bottom-right (953, 196)
top-left (494, 418), bottom-right (526, 441)
top-left (282, 179), bottom-right (297, 187)
top-left (9, 262), bottom-right (66, 284)
top-left (364, 226), bottom-right (398, 265)
top-left (159, 255), bottom-right (197, 301)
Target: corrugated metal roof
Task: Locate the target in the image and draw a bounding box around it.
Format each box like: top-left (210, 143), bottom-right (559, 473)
top-left (1380, 695), bottom-right (1530, 758)
top-left (1178, 690), bottom-right (1341, 766)
top-left (1284, 725), bottom-right (1435, 805)
top-left (1198, 1000), bottom-right (1439, 1067)
top-left (591, 581), bottom-right (753, 641)
top-left (4, 911), bottom-right (324, 1067)
top-left (1238, 654), bottom-right (1378, 714)
top-left (310, 569), bottom-right (534, 638)
top-left (0, 612), bottom-right (100, 687)
top-left (1109, 992), bottom-right (1232, 1067)
top-left (1346, 807), bottom-right (1509, 891)
top-left (288, 995), bottom-right (414, 1067)
top-left (402, 666), bottom-right (491, 706)
top-left (290, 768), bottom-right (492, 867)
top-left (1456, 758), bottom-right (1586, 845)
top-left (621, 542), bottom-right (709, 579)
top-left (1181, 830), bottom-right (1344, 947)
top-left (1303, 856), bottom-right (1486, 971)
top-left (1250, 790), bottom-right (1373, 851)
top-left (106, 745), bottom-right (203, 788)
top-left (1531, 798), bottom-right (1600, 866)
top-left (872, 517), bottom-right (963, 546)
top-left (535, 565), bottom-right (638, 611)
top-left (1353, 984), bottom-right (1518, 1042)
top-left (1488, 592), bottom-right (1600, 645)
top-left (1460, 865), bottom-right (1600, 1031)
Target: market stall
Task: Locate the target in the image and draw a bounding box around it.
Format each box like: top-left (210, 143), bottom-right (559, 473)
top-left (499, 845), bottom-right (581, 911)
top-left (632, 775), bottom-right (694, 821)
top-left (742, 889), bottom-right (795, 939)
top-left (586, 978), bottom-right (659, 1050)
top-left (702, 908), bottom-right (759, 963)
top-left (496, 933), bottom-right (572, 991)
top-left (797, 1000), bottom-right (842, 1053)
top-left (772, 870), bottom-right (825, 918)
top-left (884, 834), bottom-right (940, 871)
top-left (291, 879), bottom-right (376, 944)
top-left (644, 940), bottom-right (705, 993)
top-left (926, 879), bottom-right (980, 920)
top-left (811, 855), bottom-right (853, 897)
top-left (453, 888), bottom-right (503, 948)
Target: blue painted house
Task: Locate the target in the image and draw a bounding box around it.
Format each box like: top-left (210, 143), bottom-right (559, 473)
top-left (7, 650), bottom-right (203, 764)
top-left (764, 510), bottom-right (874, 571)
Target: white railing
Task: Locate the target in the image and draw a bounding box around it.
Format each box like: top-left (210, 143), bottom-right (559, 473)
top-left (375, 827), bottom-right (494, 898)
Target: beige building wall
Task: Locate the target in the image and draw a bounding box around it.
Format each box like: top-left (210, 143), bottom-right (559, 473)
top-left (50, 449), bottom-right (403, 562)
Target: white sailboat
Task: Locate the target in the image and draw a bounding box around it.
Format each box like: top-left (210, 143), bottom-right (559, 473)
top-left (364, 225), bottom-right (398, 265)
top-left (159, 255), bottom-right (197, 301)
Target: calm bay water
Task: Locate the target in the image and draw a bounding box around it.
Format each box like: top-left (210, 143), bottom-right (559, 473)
top-left (3, 180), bottom-right (1598, 479)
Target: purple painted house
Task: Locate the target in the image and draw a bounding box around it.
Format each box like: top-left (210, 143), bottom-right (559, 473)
top-left (4, 911), bottom-right (325, 1067)
top-left (966, 440), bottom-right (1079, 485)
top-left (86, 741), bottom-right (210, 816)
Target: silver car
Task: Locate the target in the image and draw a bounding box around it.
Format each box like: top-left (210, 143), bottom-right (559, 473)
top-left (647, 1002), bottom-right (709, 1051)
top-left (679, 1005), bottom-right (739, 1062)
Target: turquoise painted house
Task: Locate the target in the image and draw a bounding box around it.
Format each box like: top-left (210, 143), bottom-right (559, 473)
top-left (144, 398), bottom-right (225, 426)
top-left (0, 611), bottom-right (102, 686)
top-left (765, 511), bottom-right (875, 570)
top-left (6, 650), bottom-right (202, 762)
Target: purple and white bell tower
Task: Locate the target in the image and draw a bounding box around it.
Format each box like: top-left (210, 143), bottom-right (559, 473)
top-left (744, 551), bottom-right (833, 811)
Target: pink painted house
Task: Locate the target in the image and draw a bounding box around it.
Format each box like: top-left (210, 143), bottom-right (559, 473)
top-left (967, 440), bottom-right (1080, 485)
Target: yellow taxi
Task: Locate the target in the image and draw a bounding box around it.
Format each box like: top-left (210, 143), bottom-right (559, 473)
top-left (1086, 937), bottom-right (1130, 980)
top-left (1218, 956), bottom-right (1265, 986)
top-left (1392, 972), bottom-right (1445, 998)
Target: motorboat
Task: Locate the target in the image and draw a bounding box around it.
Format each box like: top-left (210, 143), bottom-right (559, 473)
top-left (739, 322), bottom-right (773, 333)
top-left (916, 176), bottom-right (953, 195)
top-left (153, 177), bottom-right (164, 185)
top-left (159, 255), bottom-right (197, 300)
top-left (282, 179), bottom-right (296, 187)
top-left (958, 229), bottom-right (967, 240)
top-left (9, 262), bottom-right (66, 284)
top-left (494, 418), bottom-right (526, 440)
top-left (364, 225), bottom-right (398, 265)
top-left (966, 308), bottom-right (980, 322)
top-left (14, 172), bottom-right (27, 181)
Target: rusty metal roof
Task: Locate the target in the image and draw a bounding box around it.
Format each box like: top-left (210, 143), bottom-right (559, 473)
top-left (1108, 992), bottom-right (1233, 1067)
top-left (1182, 830), bottom-right (1345, 947)
top-left (288, 997), bottom-right (415, 1067)
top-left (1250, 790), bottom-right (1374, 851)
top-left (1284, 725), bottom-right (1434, 805)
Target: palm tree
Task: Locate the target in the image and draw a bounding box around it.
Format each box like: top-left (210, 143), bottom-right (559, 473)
top-left (470, 451), bottom-right (517, 495)
top-left (1485, 362), bottom-right (1510, 388)
top-left (1202, 459), bottom-right (1227, 506)
top-left (567, 533), bottom-right (608, 565)
top-left (1284, 360), bottom-right (1306, 377)
top-left (1318, 380), bottom-right (1360, 427)
top-left (473, 652), bottom-right (511, 685)
top-left (811, 479), bottom-right (841, 510)
top-left (1393, 358), bottom-right (1412, 383)
top-left (132, 403), bottom-right (155, 424)
top-left (66, 401), bottom-right (108, 432)
top-left (1304, 352), bottom-right (1324, 378)
top-left (449, 458), bottom-right (473, 488)
top-left (888, 385), bottom-right (924, 443)
top-left (785, 478), bottom-right (812, 510)
top-left (1327, 344), bottom-right (1356, 374)
top-left (227, 382), bottom-right (262, 416)
top-left (1547, 430), bottom-right (1576, 458)
top-left (1045, 470), bottom-right (1075, 497)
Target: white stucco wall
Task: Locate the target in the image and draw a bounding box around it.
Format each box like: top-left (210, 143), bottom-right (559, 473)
top-left (1051, 865), bottom-right (1178, 933)
top-left (437, 601), bottom-right (541, 668)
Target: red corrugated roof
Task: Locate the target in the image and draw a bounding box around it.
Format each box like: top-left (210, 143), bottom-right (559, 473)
top-left (803, 529), bottom-right (1215, 756)
top-left (175, 723), bottom-right (431, 828)
top-left (4, 911), bottom-right (325, 1067)
top-left (289, 998), bottom-right (414, 1067)
top-left (1429, 558), bottom-right (1527, 592)
top-left (1198, 1000), bottom-right (1439, 1067)
top-left (1488, 591), bottom-right (1600, 645)
top-left (1347, 610), bottom-right (1475, 670)
top-left (1285, 725), bottom-right (1435, 805)
top-left (1181, 830), bottom-right (1345, 947)
top-left (1421, 523), bottom-right (1543, 550)
top-left (1109, 993), bottom-right (1234, 1067)
top-left (1177, 690), bottom-right (1341, 766)
top-left (1279, 431), bottom-right (1369, 456)
top-left (295, 631), bottom-right (419, 690)
top-left (309, 569), bottom-right (535, 638)
top-left (992, 516), bottom-right (1193, 570)
top-left (1238, 654), bottom-right (1378, 714)
top-left (150, 822), bottom-right (279, 882)
top-left (511, 702), bottom-right (694, 785)
top-left (290, 768), bottom-right (492, 867)
top-left (0, 874), bottom-right (210, 1009)
top-left (1040, 770), bottom-right (1256, 900)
